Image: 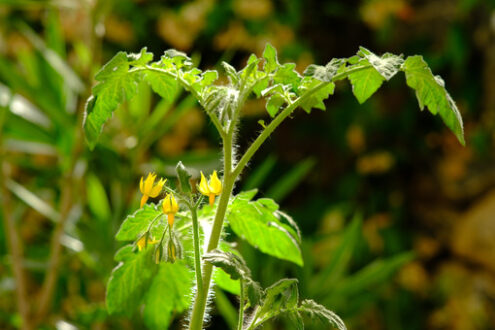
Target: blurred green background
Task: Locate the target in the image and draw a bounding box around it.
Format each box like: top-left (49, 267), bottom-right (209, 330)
top-left (0, 0), bottom-right (494, 329)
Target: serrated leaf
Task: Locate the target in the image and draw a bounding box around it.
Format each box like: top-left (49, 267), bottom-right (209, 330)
top-left (258, 279), bottom-right (299, 318)
top-left (358, 47), bottom-right (403, 81)
top-left (274, 63), bottom-right (301, 91)
top-left (287, 310), bottom-right (305, 330)
top-left (252, 76), bottom-right (270, 97)
top-left (222, 61), bottom-right (239, 85)
top-left (304, 58), bottom-right (346, 82)
top-left (214, 242), bottom-right (241, 295)
top-left (163, 49), bottom-right (192, 68)
top-left (402, 55), bottom-right (465, 145)
top-left (115, 204), bottom-right (162, 241)
top-left (106, 247), bottom-right (157, 314)
top-left (240, 54), bottom-right (260, 81)
top-left (227, 192), bottom-right (303, 266)
top-left (347, 61), bottom-right (384, 104)
top-left (263, 43), bottom-right (279, 73)
top-left (83, 52), bottom-right (141, 149)
top-left (144, 70), bottom-right (178, 100)
top-left (299, 78), bottom-right (335, 113)
top-left (266, 93), bottom-right (285, 117)
top-left (127, 47), bottom-right (153, 66)
top-left (143, 261), bottom-right (193, 329)
top-left (199, 70), bottom-right (219, 88)
top-left (299, 299), bottom-right (346, 330)
top-left (203, 249), bottom-right (251, 281)
top-left (205, 249), bottom-right (262, 305)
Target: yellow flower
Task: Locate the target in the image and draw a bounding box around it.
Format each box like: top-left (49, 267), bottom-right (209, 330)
top-left (199, 170), bottom-right (222, 206)
top-left (162, 193), bottom-right (179, 227)
top-left (137, 236), bottom-right (159, 251)
top-left (139, 173), bottom-right (166, 208)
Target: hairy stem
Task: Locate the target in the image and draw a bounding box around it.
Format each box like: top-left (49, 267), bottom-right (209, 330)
top-left (191, 205), bottom-right (203, 294)
top-left (237, 280), bottom-right (245, 330)
top-left (189, 128), bottom-right (235, 330)
top-left (189, 64), bottom-right (372, 329)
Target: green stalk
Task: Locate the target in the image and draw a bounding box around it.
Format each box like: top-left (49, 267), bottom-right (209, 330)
top-left (190, 204), bottom-right (203, 294)
top-left (189, 64), bottom-right (372, 329)
top-left (237, 280), bottom-right (245, 330)
top-left (189, 130), bottom-right (235, 330)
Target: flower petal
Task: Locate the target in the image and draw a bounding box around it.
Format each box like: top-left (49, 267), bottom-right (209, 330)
top-left (149, 178), bottom-right (166, 197)
top-left (209, 170), bottom-right (222, 195)
top-left (199, 171), bottom-right (210, 196)
top-left (144, 173), bottom-right (156, 194)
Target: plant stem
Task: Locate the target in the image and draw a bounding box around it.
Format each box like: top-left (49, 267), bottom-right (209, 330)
top-left (237, 280), bottom-right (245, 330)
top-left (189, 129), bottom-right (235, 330)
top-left (189, 64), bottom-right (372, 329)
top-left (190, 205), bottom-right (203, 294)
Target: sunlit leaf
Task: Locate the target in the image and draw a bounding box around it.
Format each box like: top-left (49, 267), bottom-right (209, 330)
top-left (299, 299), bottom-right (346, 330)
top-left (143, 261), bottom-right (193, 329)
top-left (115, 204), bottom-right (162, 241)
top-left (402, 55), bottom-right (465, 145)
top-left (106, 247), bottom-right (157, 314)
top-left (226, 191), bottom-right (303, 266)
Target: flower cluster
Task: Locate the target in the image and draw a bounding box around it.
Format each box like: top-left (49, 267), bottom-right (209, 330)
top-left (136, 170), bottom-right (223, 260)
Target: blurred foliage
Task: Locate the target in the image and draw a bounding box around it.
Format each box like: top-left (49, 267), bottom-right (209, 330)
top-left (0, 0), bottom-right (494, 329)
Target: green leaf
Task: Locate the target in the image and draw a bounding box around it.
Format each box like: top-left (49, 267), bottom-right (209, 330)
top-left (114, 245), bottom-right (134, 262)
top-left (304, 58), bottom-right (346, 82)
top-left (347, 61), bottom-right (384, 104)
top-left (83, 52), bottom-right (143, 149)
top-left (402, 55), bottom-right (465, 145)
top-left (106, 247), bottom-right (157, 314)
top-left (262, 84), bottom-right (294, 117)
top-left (214, 267), bottom-right (240, 295)
top-left (144, 70), bottom-right (178, 100)
top-left (143, 261), bottom-right (193, 329)
top-left (263, 43), bottom-right (279, 73)
top-left (258, 279), bottom-right (299, 318)
top-left (299, 78), bottom-right (335, 113)
top-left (128, 47), bottom-right (154, 66)
top-left (298, 299), bottom-right (346, 330)
top-left (205, 249), bottom-right (262, 305)
top-left (203, 249), bottom-right (251, 281)
top-left (227, 191), bottom-right (303, 266)
top-left (266, 93), bottom-right (286, 117)
top-left (287, 310), bottom-right (305, 330)
top-left (358, 47), bottom-right (403, 81)
top-left (222, 61), bottom-right (239, 85)
top-left (274, 63), bottom-right (301, 91)
top-left (198, 70), bottom-right (219, 89)
top-left (115, 204), bottom-right (162, 241)
top-left (214, 242), bottom-right (242, 295)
